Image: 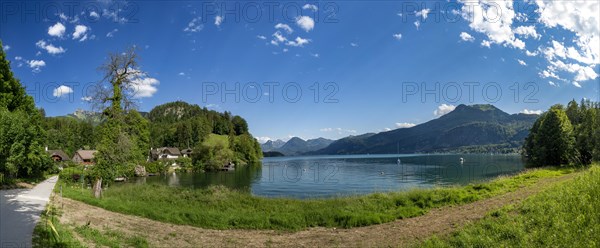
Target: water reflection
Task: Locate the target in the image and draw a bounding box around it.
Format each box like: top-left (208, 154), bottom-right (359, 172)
top-left (125, 154), bottom-right (524, 199)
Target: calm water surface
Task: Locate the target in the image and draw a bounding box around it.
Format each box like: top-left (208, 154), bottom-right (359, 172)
top-left (131, 154), bottom-right (525, 199)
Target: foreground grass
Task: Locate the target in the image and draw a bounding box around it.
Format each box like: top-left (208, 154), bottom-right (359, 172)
top-left (60, 167), bottom-right (572, 231)
top-left (421, 164), bottom-right (600, 247)
top-left (33, 194), bottom-right (149, 248)
top-left (33, 197), bottom-right (84, 248)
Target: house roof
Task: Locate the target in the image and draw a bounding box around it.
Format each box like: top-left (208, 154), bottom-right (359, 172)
top-left (181, 148), bottom-right (193, 155)
top-left (75, 150), bottom-right (97, 160)
top-left (151, 147), bottom-right (181, 156)
top-left (47, 150), bottom-right (70, 161)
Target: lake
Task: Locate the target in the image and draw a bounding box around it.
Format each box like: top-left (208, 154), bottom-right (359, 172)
top-left (130, 154), bottom-right (525, 199)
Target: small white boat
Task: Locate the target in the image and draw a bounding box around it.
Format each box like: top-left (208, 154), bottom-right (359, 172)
top-left (460, 157), bottom-right (464, 163)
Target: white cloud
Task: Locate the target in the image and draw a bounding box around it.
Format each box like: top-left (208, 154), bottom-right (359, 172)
top-left (415, 8), bottom-right (431, 19)
top-left (130, 77), bottom-right (159, 98)
top-left (286, 37), bottom-right (310, 47)
top-left (184, 18), bottom-right (203, 32)
top-left (296, 16), bottom-right (315, 32)
top-left (48, 22), bottom-right (66, 37)
top-left (458, 0), bottom-right (525, 49)
top-left (275, 23), bottom-right (293, 33)
top-left (517, 59), bottom-right (527, 66)
top-left (513, 26), bottom-right (541, 39)
top-left (395, 122), bottom-right (416, 128)
top-left (125, 68), bottom-right (160, 98)
top-left (106, 29), bottom-right (118, 37)
top-left (520, 109), bottom-right (543, 115)
top-left (320, 127), bottom-right (357, 134)
top-left (14, 56), bottom-right (22, 60)
top-left (72, 25), bottom-right (89, 41)
top-left (548, 81), bottom-right (557, 87)
top-left (480, 40), bottom-right (491, 48)
top-left (2, 45), bottom-right (9, 51)
top-left (28, 60), bottom-right (45, 72)
top-left (102, 9), bottom-right (128, 23)
top-left (205, 104), bottom-right (220, 110)
top-left (434, 104), bottom-right (456, 117)
top-left (311, 53), bottom-right (319, 58)
top-left (215, 16), bottom-right (224, 26)
top-left (81, 96), bottom-right (92, 102)
top-left (459, 32), bottom-right (474, 42)
top-left (549, 59), bottom-right (598, 82)
top-left (89, 11), bottom-right (99, 18)
top-left (414, 21), bottom-right (420, 30)
top-left (256, 137), bottom-right (272, 144)
top-left (525, 50), bottom-right (538, 56)
top-left (533, 1), bottom-right (599, 85)
top-left (257, 35), bottom-right (266, 40)
top-left (536, 0), bottom-right (599, 65)
top-left (53, 85), bottom-right (73, 97)
top-left (393, 33), bottom-right (402, 40)
top-left (178, 72), bottom-right (185, 76)
top-left (36, 40), bottom-right (66, 55)
top-left (302, 4), bottom-right (318, 12)
top-left (350, 42), bottom-right (358, 47)
top-left (539, 69), bottom-right (561, 80)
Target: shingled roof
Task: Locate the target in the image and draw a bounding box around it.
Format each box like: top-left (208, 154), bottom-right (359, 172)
top-left (47, 150), bottom-right (70, 161)
top-left (75, 150), bottom-right (97, 160)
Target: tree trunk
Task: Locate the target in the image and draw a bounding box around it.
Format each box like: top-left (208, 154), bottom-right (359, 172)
top-left (93, 178), bottom-right (102, 198)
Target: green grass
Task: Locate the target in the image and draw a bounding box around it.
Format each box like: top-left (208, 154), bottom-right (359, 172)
top-left (33, 201), bottom-right (84, 248)
top-left (421, 164), bottom-right (600, 247)
top-left (33, 195), bottom-right (150, 248)
top-left (59, 167), bottom-right (573, 231)
top-left (203, 134), bottom-right (229, 148)
top-left (74, 225), bottom-right (149, 248)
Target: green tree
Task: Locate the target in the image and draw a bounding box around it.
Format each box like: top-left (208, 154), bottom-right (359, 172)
top-left (0, 40), bottom-right (51, 180)
top-left (529, 105), bottom-right (575, 166)
top-left (574, 107), bottom-right (597, 165)
top-left (90, 47), bottom-right (150, 197)
top-left (231, 115), bottom-right (248, 135)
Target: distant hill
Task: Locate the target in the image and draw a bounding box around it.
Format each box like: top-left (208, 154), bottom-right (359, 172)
top-left (312, 104), bottom-right (539, 155)
top-left (266, 137), bottom-right (334, 156)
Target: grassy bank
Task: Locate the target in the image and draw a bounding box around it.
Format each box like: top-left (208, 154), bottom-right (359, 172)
top-left (421, 164), bottom-right (600, 247)
top-left (33, 194), bottom-right (149, 248)
top-left (59, 167), bottom-right (573, 231)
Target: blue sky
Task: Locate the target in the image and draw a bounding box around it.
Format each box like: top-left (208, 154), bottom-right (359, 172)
top-left (1, 0), bottom-right (599, 142)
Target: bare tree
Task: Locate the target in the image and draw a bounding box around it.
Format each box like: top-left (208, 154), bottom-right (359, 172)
top-left (90, 46), bottom-right (147, 119)
top-left (89, 47), bottom-right (148, 198)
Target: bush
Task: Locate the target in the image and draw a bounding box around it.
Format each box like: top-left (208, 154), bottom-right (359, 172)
top-left (59, 166), bottom-right (91, 184)
top-left (143, 161), bottom-right (166, 174)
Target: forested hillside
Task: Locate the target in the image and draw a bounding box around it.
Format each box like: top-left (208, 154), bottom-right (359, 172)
top-left (43, 100), bottom-right (263, 171)
top-left (314, 104), bottom-right (538, 155)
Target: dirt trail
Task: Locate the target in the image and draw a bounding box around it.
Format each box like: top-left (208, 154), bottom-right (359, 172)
top-left (58, 173), bottom-right (577, 248)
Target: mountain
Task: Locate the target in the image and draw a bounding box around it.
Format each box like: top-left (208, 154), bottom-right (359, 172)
top-left (272, 137), bottom-right (334, 156)
top-left (65, 109), bottom-right (103, 125)
top-left (260, 139), bottom-right (286, 152)
top-left (313, 104), bottom-right (539, 155)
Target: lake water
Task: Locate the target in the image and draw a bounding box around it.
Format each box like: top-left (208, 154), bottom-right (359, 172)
top-left (130, 154), bottom-right (525, 199)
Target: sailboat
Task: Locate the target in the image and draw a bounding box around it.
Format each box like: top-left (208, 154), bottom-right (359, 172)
top-left (397, 142), bottom-right (402, 165)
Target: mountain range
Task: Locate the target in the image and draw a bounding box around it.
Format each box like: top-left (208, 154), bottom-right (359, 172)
top-left (311, 104), bottom-right (539, 155)
top-left (261, 137), bottom-right (334, 156)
